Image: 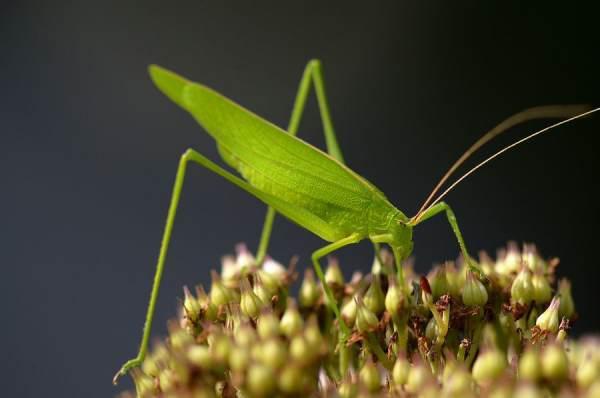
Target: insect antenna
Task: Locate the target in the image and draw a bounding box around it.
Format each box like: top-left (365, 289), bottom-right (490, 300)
top-left (413, 105), bottom-right (599, 222)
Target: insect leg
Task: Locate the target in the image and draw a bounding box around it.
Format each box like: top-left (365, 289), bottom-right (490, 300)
top-left (256, 59), bottom-right (344, 263)
top-left (114, 148), bottom-right (295, 384)
top-left (311, 233), bottom-right (362, 340)
top-left (411, 201), bottom-right (483, 275)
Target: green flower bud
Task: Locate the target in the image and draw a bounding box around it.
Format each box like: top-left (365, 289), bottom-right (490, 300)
top-left (445, 262), bottom-right (462, 299)
top-left (443, 367), bottom-right (473, 396)
top-left (132, 370), bottom-right (156, 397)
top-left (247, 363), bottom-right (276, 397)
top-left (511, 267), bottom-right (534, 304)
top-left (541, 344), bottom-right (569, 380)
top-left (210, 270), bottom-right (233, 307)
top-left (299, 269), bottom-right (320, 308)
top-left (239, 278), bottom-right (263, 319)
top-left (359, 358), bottom-right (380, 392)
top-left (253, 276), bottom-right (272, 305)
top-left (385, 277), bottom-right (403, 315)
top-left (341, 296), bottom-right (358, 326)
top-left (187, 345), bottom-right (213, 368)
top-left (429, 265), bottom-right (449, 300)
top-left (576, 356), bottom-right (599, 388)
top-left (234, 323), bottom-right (257, 347)
top-left (279, 365), bottom-right (305, 393)
top-left (304, 315), bottom-right (324, 348)
top-left (290, 335), bottom-right (312, 362)
top-left (405, 360), bottom-right (432, 394)
top-left (392, 355), bottom-right (410, 386)
top-left (325, 257), bottom-right (344, 286)
top-left (558, 279), bottom-right (575, 319)
top-left (338, 379), bottom-right (358, 398)
top-left (209, 334), bottom-right (231, 364)
top-left (259, 338), bottom-right (287, 369)
top-left (472, 349), bottom-right (507, 384)
top-left (195, 285), bottom-right (217, 322)
top-left (141, 353), bottom-right (160, 377)
top-left (363, 275), bottom-right (385, 315)
top-left (280, 299), bottom-right (303, 337)
top-left (536, 296), bottom-right (560, 333)
top-left (256, 311), bottom-right (280, 339)
top-left (256, 268), bottom-right (280, 295)
top-left (169, 327), bottom-right (193, 351)
top-left (425, 317), bottom-right (439, 341)
top-left (462, 270), bottom-right (488, 307)
top-left (531, 273), bottom-right (551, 303)
top-left (158, 368), bottom-right (176, 393)
top-left (523, 244), bottom-right (545, 273)
top-left (355, 296), bottom-right (379, 333)
top-left (519, 348), bottom-right (542, 382)
top-left (183, 286), bottom-right (201, 322)
top-left (228, 345), bottom-right (250, 372)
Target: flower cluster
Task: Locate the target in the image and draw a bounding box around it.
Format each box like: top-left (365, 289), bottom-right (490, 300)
top-left (120, 242), bottom-right (600, 397)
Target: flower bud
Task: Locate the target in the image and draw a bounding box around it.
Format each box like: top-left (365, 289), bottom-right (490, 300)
top-left (220, 255), bottom-right (239, 288)
top-left (261, 256), bottom-right (287, 282)
top-left (304, 315), bottom-right (323, 348)
top-left (187, 345), bottom-right (213, 368)
top-left (496, 242), bottom-right (521, 275)
top-left (363, 275), bottom-right (385, 315)
top-left (210, 271), bottom-right (233, 307)
top-left (355, 296), bottom-right (379, 333)
top-left (341, 296), bottom-right (358, 326)
top-left (290, 335), bottom-right (312, 362)
top-left (209, 334), bottom-right (231, 364)
top-left (259, 338), bottom-right (287, 369)
top-left (462, 270), bottom-right (488, 307)
top-left (280, 299), bottom-right (303, 337)
top-left (541, 343), bottom-right (569, 380)
top-left (558, 279), bottom-right (575, 319)
top-left (359, 358), bottom-right (380, 392)
top-left (279, 365), bottom-right (305, 393)
top-left (392, 355), bottom-right (410, 386)
top-left (443, 367), bottom-right (472, 396)
top-left (246, 363), bottom-right (276, 396)
top-left (536, 296), bottom-right (560, 333)
top-left (132, 371), bottom-right (156, 397)
top-left (228, 345), bottom-right (250, 372)
top-left (531, 273), bottom-right (551, 303)
top-left (239, 278), bottom-right (263, 319)
top-left (299, 269), bottom-right (320, 308)
top-left (425, 317), bottom-right (439, 341)
top-left (235, 242), bottom-right (255, 272)
top-left (338, 379), bottom-right (358, 398)
top-left (325, 257), bottom-right (344, 286)
top-left (158, 369), bottom-right (176, 393)
top-left (405, 360), bottom-right (432, 394)
top-left (472, 349), bottom-right (507, 384)
top-left (256, 269), bottom-right (280, 295)
top-left (183, 286), bottom-right (201, 322)
top-left (385, 277), bottom-right (403, 315)
top-left (429, 266), bottom-right (449, 300)
top-left (576, 355), bottom-right (599, 388)
top-left (141, 353), bottom-right (160, 377)
top-left (519, 348), bottom-right (542, 382)
top-left (256, 310), bottom-right (280, 339)
top-left (234, 322), bottom-right (257, 347)
top-left (511, 267), bottom-right (534, 304)
top-left (253, 276), bottom-right (272, 304)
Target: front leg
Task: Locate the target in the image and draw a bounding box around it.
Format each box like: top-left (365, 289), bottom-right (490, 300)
top-left (411, 201), bottom-right (483, 275)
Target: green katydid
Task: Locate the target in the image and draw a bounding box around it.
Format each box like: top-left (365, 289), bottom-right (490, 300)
top-left (113, 59), bottom-right (598, 383)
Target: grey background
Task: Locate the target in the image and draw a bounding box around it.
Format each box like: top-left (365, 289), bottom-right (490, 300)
top-left (1, 1), bottom-right (599, 396)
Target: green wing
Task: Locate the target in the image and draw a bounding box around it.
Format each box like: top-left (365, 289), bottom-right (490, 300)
top-left (149, 65), bottom-right (387, 238)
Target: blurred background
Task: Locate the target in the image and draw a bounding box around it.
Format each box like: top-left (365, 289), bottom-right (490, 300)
top-left (1, 1), bottom-right (599, 396)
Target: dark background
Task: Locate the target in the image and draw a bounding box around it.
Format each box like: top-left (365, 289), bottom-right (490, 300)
top-left (2, 1), bottom-right (599, 396)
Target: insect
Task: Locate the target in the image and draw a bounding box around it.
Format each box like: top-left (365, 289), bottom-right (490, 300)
top-left (113, 59), bottom-right (597, 383)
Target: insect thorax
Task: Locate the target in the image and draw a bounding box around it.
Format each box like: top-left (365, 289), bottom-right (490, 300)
top-left (367, 200), bottom-right (413, 257)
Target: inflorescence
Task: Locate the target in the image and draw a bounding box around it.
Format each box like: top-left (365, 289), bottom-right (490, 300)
top-left (120, 243), bottom-right (600, 398)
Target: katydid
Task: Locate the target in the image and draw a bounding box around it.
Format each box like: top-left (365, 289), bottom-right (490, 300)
top-left (113, 59), bottom-right (598, 383)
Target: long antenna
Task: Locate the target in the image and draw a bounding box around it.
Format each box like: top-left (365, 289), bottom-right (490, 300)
top-left (413, 105), bottom-right (591, 219)
top-left (413, 106), bottom-right (600, 222)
